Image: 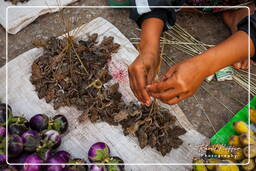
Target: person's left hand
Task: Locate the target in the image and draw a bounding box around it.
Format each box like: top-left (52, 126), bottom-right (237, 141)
top-left (146, 57), bottom-right (209, 105)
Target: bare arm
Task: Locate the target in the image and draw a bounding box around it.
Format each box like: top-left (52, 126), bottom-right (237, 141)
top-left (146, 31), bottom-right (255, 105)
top-left (128, 18), bottom-right (164, 106)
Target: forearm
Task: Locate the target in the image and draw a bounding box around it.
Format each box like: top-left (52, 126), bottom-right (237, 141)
top-left (139, 18), bottom-right (164, 57)
top-left (196, 31), bottom-right (255, 76)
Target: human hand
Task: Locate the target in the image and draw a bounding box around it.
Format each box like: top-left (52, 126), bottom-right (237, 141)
top-left (128, 52), bottom-right (160, 106)
top-left (146, 57), bottom-right (208, 105)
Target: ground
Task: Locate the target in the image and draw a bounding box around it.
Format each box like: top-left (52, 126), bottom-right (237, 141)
top-left (0, 0), bottom-right (254, 139)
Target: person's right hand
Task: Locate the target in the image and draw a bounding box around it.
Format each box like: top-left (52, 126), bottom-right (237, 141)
top-left (128, 52), bottom-right (160, 106)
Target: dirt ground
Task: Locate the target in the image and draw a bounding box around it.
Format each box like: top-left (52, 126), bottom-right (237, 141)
top-left (0, 0), bottom-right (254, 140)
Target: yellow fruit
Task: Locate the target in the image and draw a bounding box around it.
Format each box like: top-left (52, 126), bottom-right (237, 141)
top-left (210, 144), bottom-right (231, 158)
top-left (240, 134), bottom-right (256, 146)
top-left (229, 135), bottom-right (242, 147)
top-left (231, 148), bottom-right (244, 161)
top-left (206, 158), bottom-right (221, 170)
top-left (242, 159), bottom-right (255, 171)
top-left (193, 159), bottom-right (208, 171)
top-left (250, 109), bottom-right (256, 124)
top-left (243, 145), bottom-right (256, 158)
top-left (216, 160), bottom-right (239, 171)
top-left (233, 121), bottom-right (254, 135)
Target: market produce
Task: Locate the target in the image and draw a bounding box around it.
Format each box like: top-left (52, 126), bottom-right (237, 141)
top-left (0, 104), bottom-right (12, 126)
top-left (231, 148), bottom-right (244, 161)
top-left (31, 34), bottom-right (186, 156)
top-left (8, 116), bottom-right (29, 136)
top-left (233, 121), bottom-right (254, 135)
top-left (55, 150), bottom-right (71, 162)
top-left (209, 144), bottom-right (231, 156)
top-left (228, 135), bottom-right (241, 147)
top-left (215, 160), bottom-right (239, 171)
top-left (0, 103), bottom-right (125, 171)
top-left (0, 126), bottom-right (6, 138)
top-left (243, 145), bottom-right (256, 158)
top-left (42, 130), bottom-right (62, 149)
top-left (250, 109), bottom-right (256, 124)
top-left (239, 133), bottom-right (256, 146)
top-left (2, 166), bottom-right (18, 171)
top-left (192, 108), bottom-right (256, 170)
top-left (4, 0), bottom-right (29, 5)
top-left (23, 154), bottom-right (43, 171)
top-left (22, 130), bottom-right (41, 152)
top-left (0, 153), bottom-right (6, 164)
top-left (90, 165), bottom-right (107, 171)
top-left (66, 158), bottom-right (88, 171)
top-left (29, 114), bottom-right (49, 132)
top-left (206, 158), bottom-right (221, 170)
top-left (107, 157), bottom-right (124, 171)
top-left (88, 142), bottom-right (110, 162)
top-left (88, 143), bottom-right (125, 171)
top-left (46, 156), bottom-right (66, 171)
top-left (8, 134), bottom-right (24, 158)
top-left (51, 115), bottom-right (69, 134)
top-left (193, 159), bottom-right (208, 171)
top-left (37, 148), bottom-right (53, 161)
top-left (241, 159), bottom-right (255, 171)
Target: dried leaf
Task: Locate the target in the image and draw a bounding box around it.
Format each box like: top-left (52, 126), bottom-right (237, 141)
top-left (114, 110), bottom-right (128, 122)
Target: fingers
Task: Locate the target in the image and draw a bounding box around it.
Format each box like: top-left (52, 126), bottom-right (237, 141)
top-left (146, 77), bottom-right (176, 93)
top-left (232, 60), bottom-right (249, 70)
top-left (150, 88), bottom-right (182, 102)
top-left (128, 65), bottom-right (151, 106)
top-left (241, 60), bottom-right (249, 70)
top-left (128, 72), bottom-right (140, 101)
top-left (159, 65), bottom-right (176, 82)
top-left (232, 62), bottom-right (242, 70)
top-left (166, 92), bottom-right (192, 105)
top-left (134, 70), bottom-right (151, 105)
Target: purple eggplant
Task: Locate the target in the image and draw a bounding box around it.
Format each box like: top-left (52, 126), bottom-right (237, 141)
top-left (46, 156), bottom-right (66, 171)
top-left (9, 116), bottom-right (29, 126)
top-left (2, 166), bottom-right (18, 171)
top-left (0, 103), bottom-right (12, 126)
top-left (0, 126), bottom-right (6, 138)
top-left (0, 153), bottom-right (6, 164)
top-left (22, 130), bottom-right (41, 152)
top-left (37, 148), bottom-right (54, 161)
top-left (11, 152), bottom-right (30, 170)
top-left (51, 115), bottom-right (68, 134)
top-left (9, 124), bottom-right (29, 136)
top-left (8, 116), bottom-right (29, 135)
top-left (23, 154), bottom-right (43, 171)
top-left (42, 130), bottom-right (61, 149)
top-left (55, 151), bottom-right (70, 163)
top-left (65, 158), bottom-right (88, 171)
top-left (88, 142), bottom-right (110, 162)
top-left (8, 134), bottom-right (23, 158)
top-left (29, 114), bottom-right (49, 132)
top-left (90, 165), bottom-right (107, 171)
top-left (106, 157), bottom-right (124, 171)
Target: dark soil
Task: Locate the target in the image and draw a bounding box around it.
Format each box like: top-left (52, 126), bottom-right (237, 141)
top-left (30, 34), bottom-right (186, 156)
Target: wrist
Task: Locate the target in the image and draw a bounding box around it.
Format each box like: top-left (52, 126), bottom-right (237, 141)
top-left (138, 48), bottom-right (160, 69)
top-left (192, 54), bottom-right (215, 78)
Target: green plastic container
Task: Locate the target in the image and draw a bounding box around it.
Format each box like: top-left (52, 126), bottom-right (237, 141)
top-left (108, 0), bottom-right (130, 6)
top-left (210, 96), bottom-right (256, 145)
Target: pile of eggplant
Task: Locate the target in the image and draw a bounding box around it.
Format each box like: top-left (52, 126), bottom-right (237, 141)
top-left (0, 104), bottom-right (125, 171)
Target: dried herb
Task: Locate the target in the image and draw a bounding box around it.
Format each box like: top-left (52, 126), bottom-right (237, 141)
top-left (4, 0), bottom-right (29, 5)
top-left (31, 34), bottom-right (186, 156)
